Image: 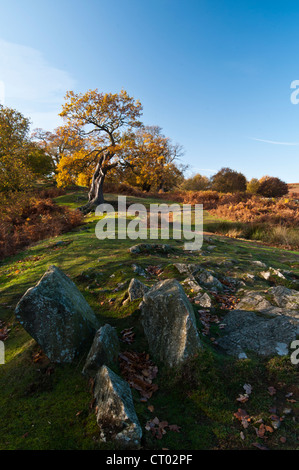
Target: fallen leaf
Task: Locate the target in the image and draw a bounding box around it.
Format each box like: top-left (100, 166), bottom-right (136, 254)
top-left (252, 442), bottom-right (269, 450)
top-left (268, 386), bottom-right (276, 396)
top-left (168, 424), bottom-right (181, 433)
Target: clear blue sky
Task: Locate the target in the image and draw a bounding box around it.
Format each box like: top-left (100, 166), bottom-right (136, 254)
top-left (0, 0), bottom-right (299, 182)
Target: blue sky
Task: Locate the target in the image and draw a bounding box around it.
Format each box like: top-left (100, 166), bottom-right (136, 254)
top-left (0, 0), bottom-right (299, 182)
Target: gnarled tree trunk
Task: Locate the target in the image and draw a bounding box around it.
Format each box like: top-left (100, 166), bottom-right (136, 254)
top-left (79, 161), bottom-right (106, 214)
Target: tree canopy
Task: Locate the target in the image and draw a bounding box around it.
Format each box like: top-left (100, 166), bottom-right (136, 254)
top-left (56, 89), bottom-right (184, 208)
top-left (56, 89), bottom-right (143, 210)
top-left (0, 105), bottom-right (52, 191)
top-left (181, 173), bottom-right (210, 191)
top-left (257, 176), bottom-right (288, 198)
top-left (211, 167), bottom-right (247, 193)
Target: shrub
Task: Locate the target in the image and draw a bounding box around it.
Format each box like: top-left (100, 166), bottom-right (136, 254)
top-left (211, 168), bottom-right (247, 193)
top-left (181, 174), bottom-right (210, 191)
top-left (257, 177), bottom-right (288, 198)
top-left (0, 191), bottom-right (83, 259)
top-left (247, 178), bottom-right (260, 194)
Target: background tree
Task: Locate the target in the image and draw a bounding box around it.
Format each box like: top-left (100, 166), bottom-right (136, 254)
top-left (247, 177), bottom-right (260, 194)
top-left (32, 127), bottom-right (82, 170)
top-left (181, 173), bottom-right (210, 191)
top-left (26, 143), bottom-right (53, 179)
top-left (257, 176), bottom-right (288, 198)
top-left (119, 125), bottom-right (185, 192)
top-left (211, 167), bottom-right (247, 193)
top-left (57, 89), bottom-right (143, 211)
top-left (0, 105), bottom-right (51, 191)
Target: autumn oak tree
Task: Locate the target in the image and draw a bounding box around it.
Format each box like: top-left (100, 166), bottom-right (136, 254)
top-left (57, 89), bottom-right (143, 212)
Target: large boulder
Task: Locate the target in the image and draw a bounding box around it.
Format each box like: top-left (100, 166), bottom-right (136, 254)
top-left (82, 324), bottom-right (120, 377)
top-left (94, 366), bottom-right (142, 448)
top-left (15, 266), bottom-right (99, 363)
top-left (128, 278), bottom-right (150, 301)
top-left (140, 279), bottom-right (202, 367)
top-left (218, 310), bottom-right (299, 358)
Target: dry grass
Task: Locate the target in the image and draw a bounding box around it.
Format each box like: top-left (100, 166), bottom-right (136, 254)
top-left (288, 183), bottom-right (299, 198)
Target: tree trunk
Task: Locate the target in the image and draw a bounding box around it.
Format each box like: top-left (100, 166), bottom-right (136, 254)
top-left (79, 162), bottom-right (106, 214)
top-left (88, 171), bottom-right (105, 205)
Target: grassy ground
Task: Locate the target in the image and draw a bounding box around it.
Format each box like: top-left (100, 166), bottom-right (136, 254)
top-left (0, 190), bottom-right (298, 450)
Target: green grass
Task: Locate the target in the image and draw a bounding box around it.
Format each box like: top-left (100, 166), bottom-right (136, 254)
top-left (0, 190), bottom-right (298, 450)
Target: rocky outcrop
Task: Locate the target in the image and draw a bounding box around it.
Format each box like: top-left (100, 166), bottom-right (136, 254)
top-left (82, 324), bottom-right (120, 376)
top-left (235, 288), bottom-right (299, 318)
top-left (174, 264), bottom-right (223, 292)
top-left (218, 310), bottom-right (299, 358)
top-left (260, 268), bottom-right (286, 280)
top-left (94, 366), bottom-right (142, 448)
top-left (269, 286), bottom-right (299, 312)
top-left (194, 292), bottom-right (212, 308)
top-left (140, 279), bottom-right (202, 367)
top-left (194, 270), bottom-right (223, 292)
top-left (129, 243), bottom-right (174, 255)
top-left (235, 290), bottom-right (273, 312)
top-left (128, 278), bottom-right (149, 301)
top-left (15, 266), bottom-right (99, 363)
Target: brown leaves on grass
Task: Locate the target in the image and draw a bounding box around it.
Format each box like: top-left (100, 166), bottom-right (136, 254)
top-left (236, 384), bottom-right (252, 404)
top-left (198, 310), bottom-right (220, 336)
top-left (145, 417), bottom-right (181, 440)
top-left (212, 293), bottom-right (238, 310)
top-left (32, 348), bottom-right (50, 365)
top-left (119, 351), bottom-right (158, 401)
top-left (146, 265), bottom-right (163, 277)
top-left (252, 442), bottom-right (269, 451)
top-left (234, 409), bottom-right (251, 429)
top-left (268, 386), bottom-right (277, 396)
top-left (0, 322), bottom-right (10, 341)
top-left (120, 327), bottom-right (135, 345)
top-left (255, 423), bottom-right (274, 438)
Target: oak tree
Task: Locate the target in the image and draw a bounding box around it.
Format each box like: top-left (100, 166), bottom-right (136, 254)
top-left (57, 89), bottom-right (143, 212)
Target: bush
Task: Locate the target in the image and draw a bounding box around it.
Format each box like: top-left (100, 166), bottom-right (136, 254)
top-left (0, 191), bottom-right (83, 259)
top-left (247, 178), bottom-right (260, 194)
top-left (181, 174), bottom-right (210, 191)
top-left (211, 168), bottom-right (247, 193)
top-left (257, 177), bottom-right (288, 198)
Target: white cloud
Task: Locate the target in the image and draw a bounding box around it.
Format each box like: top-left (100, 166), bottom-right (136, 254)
top-left (0, 39), bottom-right (75, 130)
top-left (251, 137), bottom-right (299, 146)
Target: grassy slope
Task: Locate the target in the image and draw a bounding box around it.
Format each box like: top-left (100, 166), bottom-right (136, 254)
top-left (0, 191), bottom-right (298, 450)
